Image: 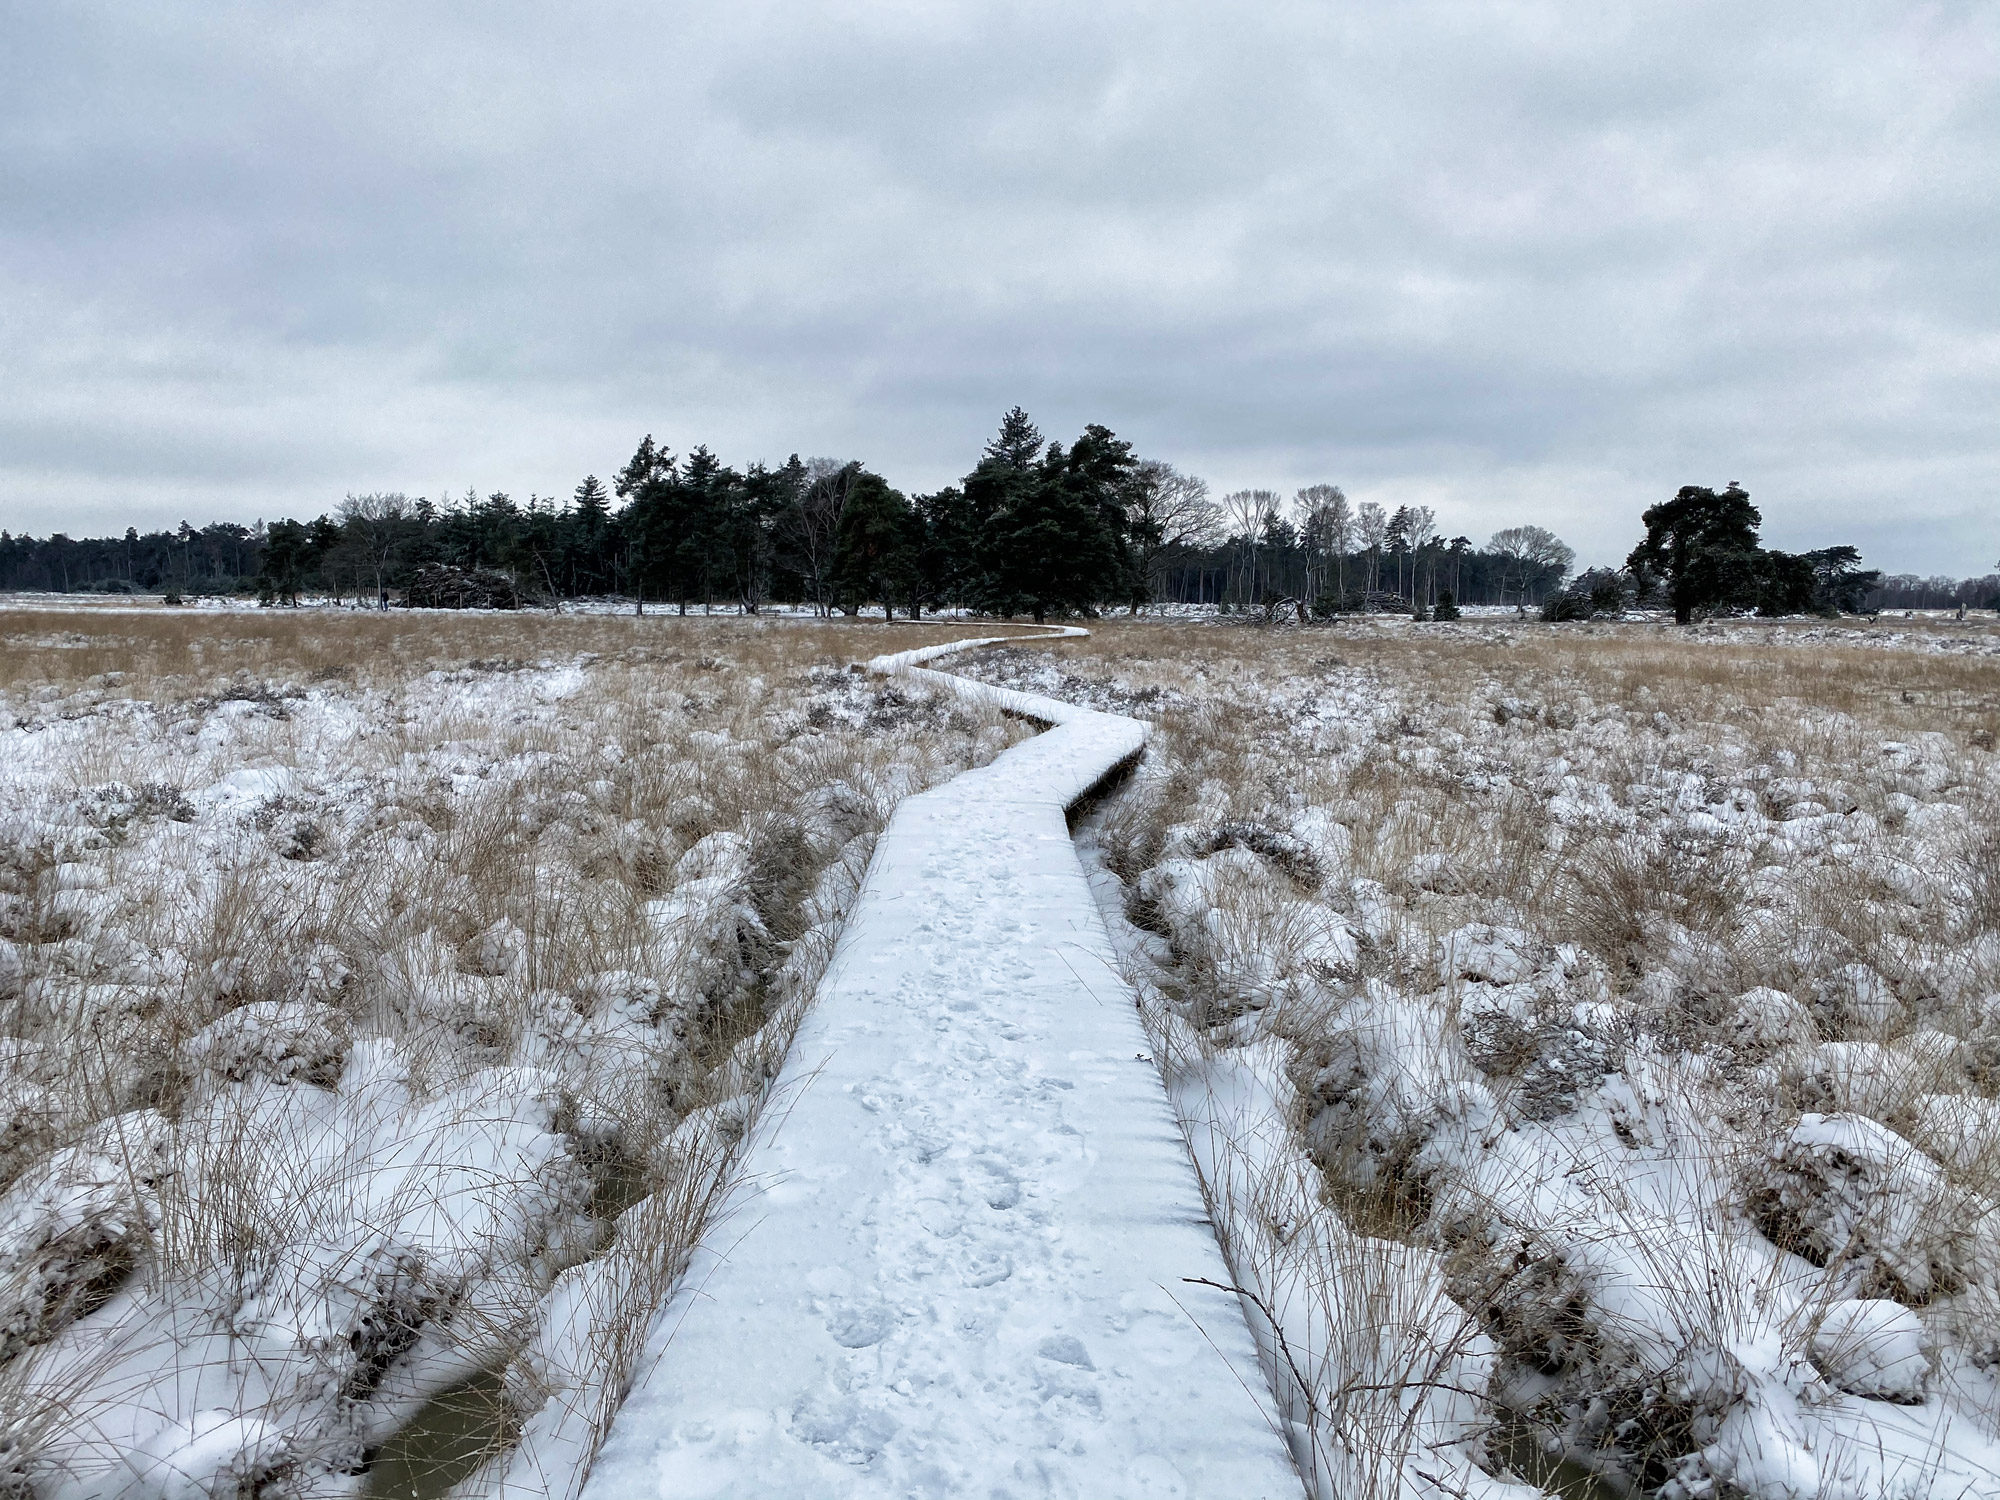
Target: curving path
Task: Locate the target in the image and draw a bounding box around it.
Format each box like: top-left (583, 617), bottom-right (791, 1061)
top-left (581, 630), bottom-right (1298, 1500)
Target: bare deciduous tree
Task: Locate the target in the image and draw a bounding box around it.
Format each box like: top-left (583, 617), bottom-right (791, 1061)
top-left (1355, 501), bottom-right (1388, 608)
top-left (1127, 461), bottom-right (1222, 610)
top-left (1221, 489), bottom-right (1282, 605)
top-left (1490, 524), bottom-right (1576, 605)
top-left (337, 492), bottom-right (412, 610)
top-left (775, 458), bottom-right (855, 617)
top-left (1294, 484), bottom-right (1351, 608)
top-left (1404, 505), bottom-right (1438, 606)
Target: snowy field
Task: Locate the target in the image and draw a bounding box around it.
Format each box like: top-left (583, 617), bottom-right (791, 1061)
top-left (957, 615), bottom-right (2000, 1499)
top-left (7, 601), bottom-right (2000, 1500)
top-left (0, 603), bottom-right (1031, 1500)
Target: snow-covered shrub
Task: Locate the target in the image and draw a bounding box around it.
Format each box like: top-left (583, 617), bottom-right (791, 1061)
top-left (1296, 983), bottom-right (1493, 1208)
top-left (0, 1112), bottom-right (166, 1364)
top-left (1809, 1298), bottom-right (1929, 1400)
top-left (1002, 615), bottom-right (2000, 1499)
top-left (1746, 1112), bottom-right (1983, 1302)
top-left (0, 606), bottom-right (1028, 1499)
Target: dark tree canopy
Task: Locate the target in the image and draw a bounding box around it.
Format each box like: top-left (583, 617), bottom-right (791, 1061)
top-left (1626, 484), bottom-right (1766, 625)
top-left (973, 418), bottom-right (1135, 622)
top-left (27, 418), bottom-right (1926, 627)
top-left (1804, 546), bottom-right (1882, 614)
top-left (829, 469), bottom-right (922, 618)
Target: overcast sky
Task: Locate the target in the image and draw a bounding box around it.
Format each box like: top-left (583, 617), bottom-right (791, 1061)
top-left (2, 2), bottom-right (1994, 572)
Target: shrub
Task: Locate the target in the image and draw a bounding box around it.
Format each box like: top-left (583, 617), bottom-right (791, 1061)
top-left (1540, 567), bottom-right (1627, 622)
top-left (1539, 592), bottom-right (1590, 622)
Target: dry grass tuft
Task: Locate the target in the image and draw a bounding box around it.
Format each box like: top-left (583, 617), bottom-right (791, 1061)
top-left (0, 602), bottom-right (1032, 1497)
top-left (1029, 614), bottom-right (2000, 1495)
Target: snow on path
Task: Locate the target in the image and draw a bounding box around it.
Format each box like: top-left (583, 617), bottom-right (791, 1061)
top-left (582, 628), bottom-right (1301, 1499)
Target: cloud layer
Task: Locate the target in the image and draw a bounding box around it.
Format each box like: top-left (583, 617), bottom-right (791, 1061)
top-left (3, 1), bottom-right (1994, 569)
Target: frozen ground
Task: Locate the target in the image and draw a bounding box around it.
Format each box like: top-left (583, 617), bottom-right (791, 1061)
top-left (0, 607), bottom-right (1028, 1500)
top-left (959, 618), bottom-right (2000, 1499)
top-left (581, 631), bottom-right (1300, 1500)
top-left (10, 601), bottom-right (2000, 1500)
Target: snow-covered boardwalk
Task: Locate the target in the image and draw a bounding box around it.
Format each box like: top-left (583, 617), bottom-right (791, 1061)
top-left (582, 632), bottom-right (1299, 1499)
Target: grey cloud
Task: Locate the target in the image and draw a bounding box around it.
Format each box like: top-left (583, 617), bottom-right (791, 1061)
top-left (1, 1), bottom-right (1993, 570)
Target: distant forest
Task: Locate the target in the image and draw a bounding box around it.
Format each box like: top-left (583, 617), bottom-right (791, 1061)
top-left (3, 409), bottom-right (1984, 618)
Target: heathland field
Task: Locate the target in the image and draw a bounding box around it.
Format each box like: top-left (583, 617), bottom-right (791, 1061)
top-left (960, 615), bottom-right (2000, 1497)
top-left (0, 603), bottom-right (1029, 1500)
top-left (4, 602), bottom-right (1999, 1500)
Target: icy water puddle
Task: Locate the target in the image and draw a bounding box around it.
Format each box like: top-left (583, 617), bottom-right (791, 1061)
top-left (1496, 1418), bottom-right (1634, 1500)
top-left (364, 1366), bottom-right (518, 1500)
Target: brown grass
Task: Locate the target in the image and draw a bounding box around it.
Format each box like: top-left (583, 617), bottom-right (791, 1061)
top-left (0, 602), bottom-right (1039, 1496)
top-left (0, 600), bottom-right (1004, 697)
top-left (1030, 614), bottom-right (2000, 1490)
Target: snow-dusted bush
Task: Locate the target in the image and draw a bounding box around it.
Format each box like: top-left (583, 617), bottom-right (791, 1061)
top-left (1003, 615), bottom-right (2000, 1500)
top-left (0, 605), bottom-right (1025, 1500)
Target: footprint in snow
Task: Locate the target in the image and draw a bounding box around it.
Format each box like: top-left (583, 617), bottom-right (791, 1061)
top-left (1035, 1333), bottom-right (1095, 1370)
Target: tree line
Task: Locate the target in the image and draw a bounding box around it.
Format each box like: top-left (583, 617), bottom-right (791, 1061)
top-left (0, 410), bottom-right (1579, 618)
top-left (2, 415), bottom-right (1970, 621)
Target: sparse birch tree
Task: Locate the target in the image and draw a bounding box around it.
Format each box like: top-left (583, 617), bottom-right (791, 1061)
top-left (1404, 505), bottom-right (1437, 607)
top-left (1294, 484), bottom-right (1350, 609)
top-left (338, 492), bottom-right (412, 609)
top-left (1221, 489), bottom-right (1281, 606)
top-left (1355, 501), bottom-right (1388, 609)
top-left (776, 458), bottom-right (855, 617)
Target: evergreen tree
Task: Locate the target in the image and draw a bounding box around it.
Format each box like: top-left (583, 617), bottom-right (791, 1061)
top-left (573, 474), bottom-right (611, 525)
top-left (677, 445), bottom-right (744, 611)
top-left (567, 475), bottom-right (614, 593)
top-left (1065, 423), bottom-right (1140, 606)
top-left (1754, 551), bottom-right (1817, 616)
top-left (614, 435), bottom-right (674, 502)
top-left (916, 486), bottom-right (979, 613)
top-left (617, 437), bottom-right (697, 612)
top-left (979, 424), bottom-right (1131, 622)
top-left (830, 470), bottom-right (922, 617)
top-left (984, 406), bottom-right (1045, 469)
top-left (1626, 484), bottom-right (1765, 625)
top-left (1804, 546), bottom-right (1881, 614)
top-left (725, 461), bottom-right (789, 612)
top-left (255, 520), bottom-right (312, 606)
top-left (962, 410), bottom-right (1047, 610)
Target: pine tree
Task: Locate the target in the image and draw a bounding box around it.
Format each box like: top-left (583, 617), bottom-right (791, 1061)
top-left (1626, 484), bottom-right (1764, 625)
top-left (573, 475), bottom-right (611, 524)
top-left (984, 407), bottom-right (1045, 470)
top-left (678, 446), bottom-right (749, 612)
top-left (621, 442), bottom-right (705, 614)
top-left (255, 520), bottom-right (311, 607)
top-left (979, 428), bottom-right (1131, 622)
top-left (615, 435), bottom-right (674, 502)
top-left (916, 486), bottom-right (978, 613)
top-left (830, 471), bottom-right (922, 617)
top-left (563, 475), bottom-right (613, 594)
